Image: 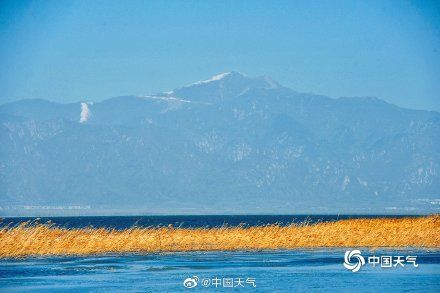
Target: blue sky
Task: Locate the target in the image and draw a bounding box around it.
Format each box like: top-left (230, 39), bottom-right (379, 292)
top-left (0, 0), bottom-right (439, 110)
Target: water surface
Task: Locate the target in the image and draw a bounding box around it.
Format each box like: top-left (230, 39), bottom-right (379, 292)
top-left (0, 214), bottom-right (421, 229)
top-left (0, 250), bottom-right (438, 292)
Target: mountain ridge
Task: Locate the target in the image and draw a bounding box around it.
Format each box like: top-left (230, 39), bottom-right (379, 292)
top-left (0, 72), bottom-right (439, 216)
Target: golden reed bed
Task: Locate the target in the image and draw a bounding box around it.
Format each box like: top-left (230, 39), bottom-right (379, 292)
top-left (0, 215), bottom-right (439, 258)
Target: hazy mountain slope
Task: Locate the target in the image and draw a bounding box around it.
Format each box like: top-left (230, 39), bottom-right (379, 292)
top-left (0, 72), bottom-right (438, 215)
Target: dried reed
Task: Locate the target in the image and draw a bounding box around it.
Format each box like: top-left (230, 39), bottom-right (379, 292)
top-left (0, 215), bottom-right (438, 258)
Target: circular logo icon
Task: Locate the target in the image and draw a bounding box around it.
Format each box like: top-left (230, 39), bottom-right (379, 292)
top-left (183, 276), bottom-right (199, 288)
top-left (343, 250), bottom-right (365, 272)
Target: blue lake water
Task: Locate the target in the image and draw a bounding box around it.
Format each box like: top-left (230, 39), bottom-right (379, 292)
top-left (0, 216), bottom-right (438, 292)
top-left (0, 214), bottom-right (422, 229)
top-left (0, 250), bottom-right (439, 292)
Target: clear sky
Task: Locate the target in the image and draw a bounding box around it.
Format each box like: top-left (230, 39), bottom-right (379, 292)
top-left (0, 0), bottom-right (439, 111)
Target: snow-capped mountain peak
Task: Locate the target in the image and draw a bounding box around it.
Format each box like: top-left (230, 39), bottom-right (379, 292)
top-left (191, 72), bottom-right (231, 85)
top-left (171, 71), bottom-right (283, 102)
top-left (186, 71), bottom-right (245, 87)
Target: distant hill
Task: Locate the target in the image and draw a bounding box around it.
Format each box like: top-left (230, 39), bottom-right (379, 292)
top-left (1, 72), bottom-right (439, 215)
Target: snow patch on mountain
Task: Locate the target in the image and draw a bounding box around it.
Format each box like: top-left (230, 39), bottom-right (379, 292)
top-left (187, 71), bottom-right (247, 87)
top-left (190, 72), bottom-right (232, 86)
top-left (79, 102), bottom-right (91, 123)
top-left (142, 95), bottom-right (191, 103)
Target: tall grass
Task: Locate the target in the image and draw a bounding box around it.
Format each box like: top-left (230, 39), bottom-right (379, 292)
top-left (0, 215), bottom-right (438, 258)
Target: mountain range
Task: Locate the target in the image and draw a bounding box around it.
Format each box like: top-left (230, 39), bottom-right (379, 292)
top-left (1, 72), bottom-right (439, 215)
